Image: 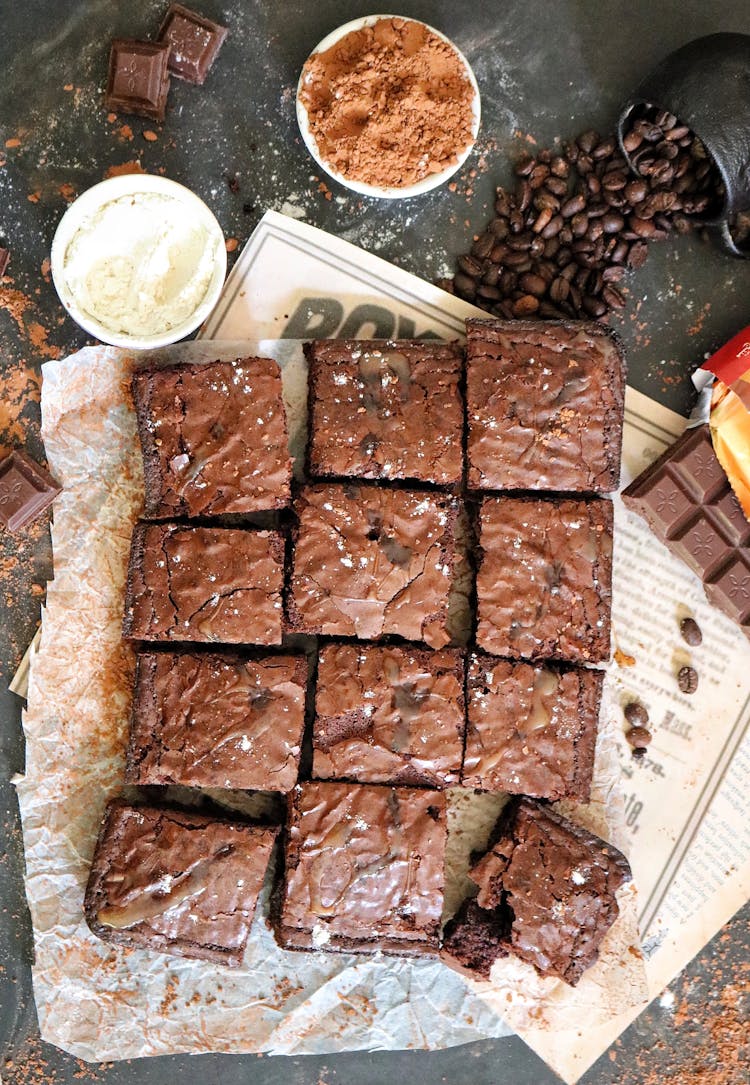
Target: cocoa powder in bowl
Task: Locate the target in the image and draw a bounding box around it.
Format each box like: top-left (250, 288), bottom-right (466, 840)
top-left (298, 17), bottom-right (477, 191)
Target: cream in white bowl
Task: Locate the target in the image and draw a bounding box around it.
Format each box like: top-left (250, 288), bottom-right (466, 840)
top-left (51, 174), bottom-right (227, 349)
top-left (297, 14), bottom-right (481, 200)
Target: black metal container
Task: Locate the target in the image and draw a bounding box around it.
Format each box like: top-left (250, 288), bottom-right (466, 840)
top-left (617, 32), bottom-right (750, 257)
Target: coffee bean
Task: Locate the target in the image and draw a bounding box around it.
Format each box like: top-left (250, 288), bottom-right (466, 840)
top-left (519, 272), bottom-right (548, 296)
top-left (626, 726), bottom-right (652, 748)
top-left (603, 211), bottom-right (625, 234)
top-left (453, 272), bottom-right (477, 297)
top-left (582, 294), bottom-right (606, 317)
top-left (602, 170), bottom-right (627, 191)
top-left (624, 702), bottom-right (649, 727)
top-left (593, 136), bottom-right (616, 159)
top-left (680, 616), bottom-right (703, 646)
top-left (602, 284), bottom-right (625, 308)
top-left (513, 294), bottom-right (540, 316)
top-left (550, 155), bottom-right (569, 178)
top-left (625, 179), bottom-right (648, 204)
top-left (577, 129), bottom-right (599, 154)
top-left (545, 176), bottom-right (569, 198)
top-left (515, 154), bottom-right (535, 176)
top-left (471, 232), bottom-right (495, 259)
top-left (549, 276), bottom-right (570, 303)
top-left (623, 128), bottom-right (642, 153)
top-left (677, 665), bottom-right (699, 694)
top-left (628, 241), bottom-right (649, 268)
top-left (541, 214), bottom-right (564, 239)
top-left (561, 194), bottom-right (586, 218)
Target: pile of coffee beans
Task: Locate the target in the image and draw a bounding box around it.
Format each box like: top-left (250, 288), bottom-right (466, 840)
top-left (444, 105), bottom-right (725, 320)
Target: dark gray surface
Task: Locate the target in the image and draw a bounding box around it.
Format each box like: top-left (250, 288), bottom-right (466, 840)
top-left (1, 3), bottom-right (749, 1083)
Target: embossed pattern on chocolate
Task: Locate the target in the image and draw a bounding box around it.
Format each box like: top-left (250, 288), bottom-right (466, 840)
top-left (126, 652), bottom-right (307, 791)
top-left (157, 3), bottom-right (228, 84)
top-left (105, 39), bottom-right (171, 122)
top-left (277, 782), bottom-right (446, 954)
top-left (466, 319), bottom-right (626, 493)
top-left (313, 642), bottom-right (465, 787)
top-left (122, 523), bottom-right (285, 644)
top-left (84, 800), bottom-right (279, 966)
top-left (0, 449), bottom-right (61, 532)
top-left (475, 495), bottom-right (613, 662)
top-left (306, 339), bottom-right (464, 486)
top-left (623, 424), bottom-right (750, 635)
top-left (463, 653), bottom-right (602, 799)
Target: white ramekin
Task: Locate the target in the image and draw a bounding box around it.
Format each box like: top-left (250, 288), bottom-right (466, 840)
top-left (50, 173), bottom-right (227, 350)
top-left (296, 14), bottom-right (482, 200)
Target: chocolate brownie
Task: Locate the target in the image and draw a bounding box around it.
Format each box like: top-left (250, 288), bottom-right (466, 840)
top-left (306, 339), bottom-right (464, 486)
top-left (440, 898), bottom-right (511, 980)
top-left (312, 642), bottom-right (465, 787)
top-left (122, 523), bottom-right (285, 645)
top-left (463, 653), bottom-right (602, 800)
top-left (132, 358), bottom-right (291, 518)
top-left (126, 652), bottom-right (307, 792)
top-left (467, 798), bottom-right (631, 986)
top-left (288, 483), bottom-right (469, 648)
top-left (84, 800), bottom-right (279, 966)
top-left (276, 782), bottom-right (446, 954)
top-left (465, 319), bottom-right (626, 493)
top-left (476, 496), bottom-right (613, 663)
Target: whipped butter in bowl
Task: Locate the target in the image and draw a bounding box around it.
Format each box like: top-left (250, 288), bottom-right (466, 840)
top-left (51, 174), bottom-right (226, 349)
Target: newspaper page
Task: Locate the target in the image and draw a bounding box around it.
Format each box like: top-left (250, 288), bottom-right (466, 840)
top-left (201, 210), bottom-right (750, 1080)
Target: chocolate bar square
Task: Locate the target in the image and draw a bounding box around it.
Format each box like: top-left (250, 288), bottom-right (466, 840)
top-left (105, 39), bottom-right (171, 122)
top-left (158, 4), bottom-right (228, 84)
top-left (132, 358), bottom-right (292, 518)
top-left (276, 782), bottom-right (446, 955)
top-left (126, 651), bottom-right (307, 792)
top-left (84, 800), bottom-right (279, 966)
top-left (475, 495), bottom-right (613, 663)
top-left (0, 450), bottom-right (61, 532)
top-left (306, 339), bottom-right (464, 486)
top-left (465, 319), bottom-right (626, 493)
top-left (463, 653), bottom-right (601, 800)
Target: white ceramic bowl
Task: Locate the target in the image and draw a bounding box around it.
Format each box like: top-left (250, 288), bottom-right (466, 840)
top-left (50, 174), bottom-right (227, 349)
top-left (296, 14), bottom-right (481, 199)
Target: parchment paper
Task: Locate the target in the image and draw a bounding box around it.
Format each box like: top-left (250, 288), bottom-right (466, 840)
top-left (14, 336), bottom-right (647, 1079)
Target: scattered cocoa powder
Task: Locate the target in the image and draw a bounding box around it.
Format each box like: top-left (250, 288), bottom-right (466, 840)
top-left (299, 17), bottom-right (476, 189)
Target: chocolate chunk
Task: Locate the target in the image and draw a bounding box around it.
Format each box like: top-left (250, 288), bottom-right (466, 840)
top-left (0, 449), bottom-right (61, 532)
top-left (0, 248), bottom-right (9, 277)
top-left (622, 424), bottom-right (750, 638)
top-left (105, 39), bottom-right (171, 122)
top-left (680, 616), bottom-right (703, 645)
top-left (157, 3), bottom-right (228, 85)
top-left (677, 665), bottom-right (699, 694)
top-left (624, 702), bottom-right (649, 727)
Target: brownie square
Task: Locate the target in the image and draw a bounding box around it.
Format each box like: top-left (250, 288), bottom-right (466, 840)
top-left (276, 782), bottom-right (446, 954)
top-left (84, 800), bottom-right (279, 967)
top-left (463, 653), bottom-right (602, 800)
top-left (126, 652), bottom-right (307, 792)
top-left (306, 339), bottom-right (464, 486)
top-left (467, 798), bottom-right (631, 986)
top-left (466, 319), bottom-right (626, 493)
top-left (158, 3), bottom-right (228, 84)
top-left (122, 523), bottom-right (285, 645)
top-left (313, 642), bottom-right (465, 787)
top-left (288, 483), bottom-right (469, 648)
top-left (133, 358), bottom-right (292, 518)
top-left (476, 496), bottom-right (613, 663)
top-left (105, 40), bottom-right (171, 122)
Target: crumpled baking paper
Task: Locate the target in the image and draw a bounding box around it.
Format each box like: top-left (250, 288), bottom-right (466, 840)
top-left (14, 341), bottom-right (647, 1080)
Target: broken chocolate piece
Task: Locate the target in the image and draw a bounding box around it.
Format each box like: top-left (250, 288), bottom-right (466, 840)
top-left (0, 449), bottom-right (61, 532)
top-left (158, 4), bottom-right (228, 85)
top-left (0, 247), bottom-right (9, 277)
top-left (105, 39), bottom-right (171, 122)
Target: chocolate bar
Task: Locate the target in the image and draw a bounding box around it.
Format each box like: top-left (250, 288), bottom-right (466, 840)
top-left (0, 450), bottom-right (61, 532)
top-left (157, 4), bottom-right (228, 85)
top-left (622, 423), bottom-right (750, 636)
top-left (0, 248), bottom-right (9, 277)
top-left (105, 39), bottom-right (171, 122)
